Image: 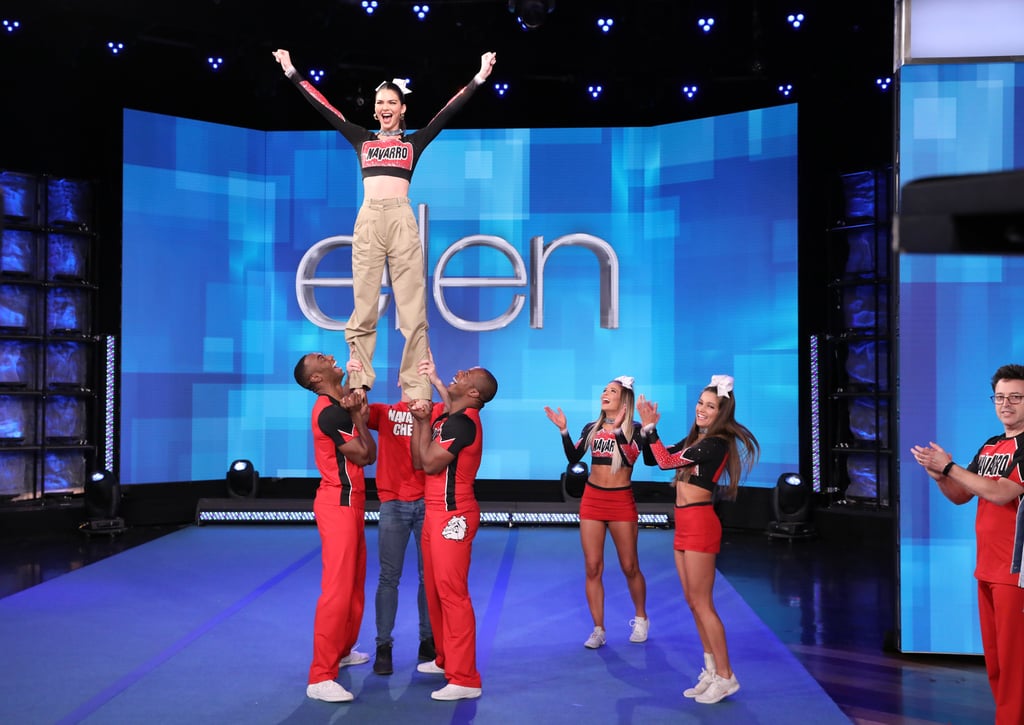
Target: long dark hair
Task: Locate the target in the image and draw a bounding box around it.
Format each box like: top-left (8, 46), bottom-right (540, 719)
top-left (675, 386), bottom-right (760, 500)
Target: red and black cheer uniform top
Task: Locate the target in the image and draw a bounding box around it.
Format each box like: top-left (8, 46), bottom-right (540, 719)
top-left (967, 432), bottom-right (1024, 586)
top-left (561, 422), bottom-right (642, 470)
top-left (286, 69), bottom-right (481, 183)
top-left (311, 394), bottom-right (366, 508)
top-left (424, 408), bottom-right (483, 512)
top-left (642, 428), bottom-right (729, 493)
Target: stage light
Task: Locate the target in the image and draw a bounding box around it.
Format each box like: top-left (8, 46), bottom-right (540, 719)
top-left (207, 56), bottom-right (224, 71)
top-left (561, 461), bottom-right (588, 500)
top-left (310, 69), bottom-right (325, 83)
top-left (787, 13), bottom-right (805, 29)
top-left (876, 76), bottom-right (892, 91)
top-left (81, 470), bottom-right (125, 535)
top-left (587, 84), bottom-right (603, 99)
top-left (494, 82), bottom-right (509, 97)
top-left (107, 41), bottom-right (124, 56)
top-left (362, 0), bottom-right (378, 15)
top-left (3, 19), bottom-right (21, 33)
top-left (509, 0), bottom-right (555, 30)
top-left (698, 17), bottom-right (715, 33)
top-left (778, 83), bottom-right (793, 97)
top-left (413, 4), bottom-right (429, 20)
top-left (226, 459), bottom-right (259, 498)
top-left (681, 84), bottom-right (698, 99)
top-left (597, 18), bottom-right (614, 33)
top-left (768, 472), bottom-right (816, 539)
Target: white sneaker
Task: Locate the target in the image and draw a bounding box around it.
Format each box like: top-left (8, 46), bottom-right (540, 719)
top-left (584, 627), bottom-right (606, 649)
top-left (628, 617), bottom-right (649, 643)
top-left (694, 673), bottom-right (740, 704)
top-left (431, 683), bottom-right (482, 701)
top-left (306, 679), bottom-right (353, 702)
top-left (338, 650), bottom-right (369, 667)
top-left (683, 667), bottom-right (715, 698)
top-left (417, 660), bottom-right (445, 674)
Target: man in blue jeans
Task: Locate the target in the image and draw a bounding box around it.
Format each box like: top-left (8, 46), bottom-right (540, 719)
top-left (359, 359), bottom-right (448, 674)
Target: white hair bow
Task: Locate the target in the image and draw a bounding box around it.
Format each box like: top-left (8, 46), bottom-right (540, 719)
top-left (376, 78), bottom-right (412, 96)
top-left (709, 374), bottom-right (733, 398)
top-left (613, 375), bottom-right (635, 391)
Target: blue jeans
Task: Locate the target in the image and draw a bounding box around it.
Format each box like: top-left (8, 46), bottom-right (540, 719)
top-left (375, 498), bottom-right (431, 645)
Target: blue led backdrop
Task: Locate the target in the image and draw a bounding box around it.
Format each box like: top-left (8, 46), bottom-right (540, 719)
top-left (121, 105), bottom-right (799, 486)
top-left (898, 62), bottom-right (1024, 654)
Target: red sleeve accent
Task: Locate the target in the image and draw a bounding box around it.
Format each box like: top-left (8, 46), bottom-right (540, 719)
top-left (649, 438), bottom-right (695, 470)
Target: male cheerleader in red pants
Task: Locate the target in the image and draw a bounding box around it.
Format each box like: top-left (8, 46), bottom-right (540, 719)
top-left (409, 366), bottom-right (498, 701)
top-left (911, 363), bottom-right (1024, 725)
top-left (294, 352), bottom-right (377, 703)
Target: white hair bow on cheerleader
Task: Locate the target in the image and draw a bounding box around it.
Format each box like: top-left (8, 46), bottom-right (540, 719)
top-left (709, 374), bottom-right (733, 398)
top-left (613, 375), bottom-right (635, 390)
top-left (376, 78), bottom-right (412, 95)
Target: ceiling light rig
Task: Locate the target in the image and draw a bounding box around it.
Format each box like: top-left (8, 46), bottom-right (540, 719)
top-left (207, 56), bottom-right (225, 71)
top-left (310, 69), bottom-right (325, 83)
top-left (698, 17), bottom-right (715, 33)
top-left (3, 19), bottom-right (21, 33)
top-left (508, 0), bottom-right (555, 31)
top-left (778, 83), bottom-right (794, 97)
top-left (107, 41), bottom-right (125, 56)
top-left (413, 4), bottom-right (429, 20)
top-left (494, 82), bottom-right (509, 97)
top-left (596, 18), bottom-right (614, 34)
top-left (681, 84), bottom-right (698, 100)
top-left (876, 76), bottom-right (892, 91)
top-left (787, 12), bottom-right (805, 29)
top-left (587, 84), bottom-right (603, 99)
top-left (362, 0), bottom-right (379, 15)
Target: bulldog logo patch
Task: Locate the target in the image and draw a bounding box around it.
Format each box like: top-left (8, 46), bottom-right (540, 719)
top-left (442, 514), bottom-right (467, 541)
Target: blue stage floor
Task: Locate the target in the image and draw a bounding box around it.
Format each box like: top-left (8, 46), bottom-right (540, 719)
top-left (1, 525), bottom-right (848, 724)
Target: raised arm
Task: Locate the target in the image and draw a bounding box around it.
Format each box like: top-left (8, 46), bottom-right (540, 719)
top-left (339, 391), bottom-right (376, 466)
top-left (271, 48), bottom-right (295, 75)
top-left (410, 403), bottom-right (456, 475)
top-left (419, 352), bottom-right (451, 412)
top-left (272, 48), bottom-right (366, 145)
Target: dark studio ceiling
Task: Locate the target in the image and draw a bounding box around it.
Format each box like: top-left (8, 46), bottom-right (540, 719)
top-left (2, 0), bottom-right (895, 174)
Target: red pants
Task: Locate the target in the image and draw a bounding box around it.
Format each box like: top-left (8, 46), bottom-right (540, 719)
top-left (978, 579), bottom-right (1024, 725)
top-left (422, 506), bottom-right (481, 688)
top-left (309, 494), bottom-right (367, 684)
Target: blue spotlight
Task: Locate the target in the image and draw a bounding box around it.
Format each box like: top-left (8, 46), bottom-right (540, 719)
top-left (587, 84), bottom-right (603, 99)
top-left (107, 41), bottom-right (125, 55)
top-left (681, 84), bottom-right (698, 100)
top-left (787, 12), bottom-right (805, 29)
top-left (207, 56), bottom-right (224, 71)
top-left (778, 83), bottom-right (793, 97)
top-left (310, 69), bottom-right (325, 83)
top-left (362, 0), bottom-right (378, 15)
top-left (3, 19), bottom-right (22, 33)
top-left (876, 76), bottom-right (892, 91)
top-left (493, 82), bottom-right (509, 97)
top-left (597, 18), bottom-right (614, 33)
top-left (698, 17), bottom-right (715, 33)
top-left (413, 4), bottom-right (430, 20)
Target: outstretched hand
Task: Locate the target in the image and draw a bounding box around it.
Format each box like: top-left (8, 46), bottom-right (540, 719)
top-left (272, 49), bottom-right (294, 74)
top-left (637, 395), bottom-right (660, 427)
top-left (543, 405), bottom-right (567, 431)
